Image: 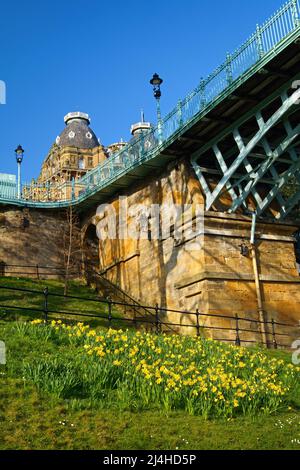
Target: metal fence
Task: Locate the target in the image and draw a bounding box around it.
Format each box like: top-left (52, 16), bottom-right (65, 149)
top-left (0, 282), bottom-right (298, 350)
top-left (0, 263), bottom-right (70, 279)
top-left (1, 1), bottom-right (300, 209)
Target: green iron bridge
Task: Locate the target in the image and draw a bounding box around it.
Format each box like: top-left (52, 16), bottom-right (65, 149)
top-left (2, 0), bottom-right (300, 220)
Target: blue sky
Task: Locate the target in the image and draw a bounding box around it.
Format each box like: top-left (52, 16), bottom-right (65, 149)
top-left (0, 0), bottom-right (286, 181)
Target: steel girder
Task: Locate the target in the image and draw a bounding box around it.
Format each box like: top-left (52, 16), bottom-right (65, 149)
top-left (191, 83), bottom-right (300, 220)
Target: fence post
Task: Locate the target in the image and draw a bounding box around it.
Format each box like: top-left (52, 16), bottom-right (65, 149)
top-left (108, 296), bottom-right (112, 326)
top-left (139, 132), bottom-right (145, 161)
top-left (133, 311), bottom-right (137, 330)
top-left (199, 78), bottom-right (206, 109)
top-left (292, 0), bottom-right (300, 28)
top-left (36, 264), bottom-right (39, 280)
top-left (235, 314), bottom-right (241, 346)
top-left (177, 100), bottom-right (183, 127)
top-left (0, 261), bottom-right (6, 276)
top-left (155, 303), bottom-right (160, 335)
top-left (196, 309), bottom-right (201, 337)
top-left (43, 287), bottom-right (49, 323)
top-left (256, 24), bottom-right (264, 59)
top-left (271, 319), bottom-right (278, 350)
top-left (226, 53), bottom-right (233, 85)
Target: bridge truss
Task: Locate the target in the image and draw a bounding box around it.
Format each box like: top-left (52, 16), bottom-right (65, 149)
top-left (191, 80), bottom-right (300, 220)
top-left (1, 0), bottom-right (300, 221)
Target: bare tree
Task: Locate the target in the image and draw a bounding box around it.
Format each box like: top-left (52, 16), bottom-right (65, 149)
top-left (61, 206), bottom-right (82, 295)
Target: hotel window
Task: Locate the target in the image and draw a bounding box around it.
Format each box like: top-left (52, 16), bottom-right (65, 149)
top-left (79, 157), bottom-right (85, 170)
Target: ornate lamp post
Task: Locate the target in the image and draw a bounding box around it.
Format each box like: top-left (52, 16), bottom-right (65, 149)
top-left (15, 145), bottom-right (24, 199)
top-left (150, 73), bottom-right (163, 142)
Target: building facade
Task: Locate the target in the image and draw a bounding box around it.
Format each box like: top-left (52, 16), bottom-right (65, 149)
top-left (23, 112), bottom-right (108, 201)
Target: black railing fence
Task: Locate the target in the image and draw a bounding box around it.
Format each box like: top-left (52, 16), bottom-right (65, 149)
top-left (0, 262), bottom-right (176, 334)
top-left (0, 262), bottom-right (78, 279)
top-left (85, 264), bottom-right (178, 335)
top-left (0, 281), bottom-right (299, 349)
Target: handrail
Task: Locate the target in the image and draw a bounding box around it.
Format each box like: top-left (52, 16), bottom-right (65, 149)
top-left (1, 1), bottom-right (300, 209)
top-left (0, 279), bottom-right (299, 347)
top-left (0, 265), bottom-right (299, 328)
top-left (85, 266), bottom-right (176, 333)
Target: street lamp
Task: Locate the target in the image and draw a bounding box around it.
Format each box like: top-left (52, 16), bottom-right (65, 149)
top-left (150, 73), bottom-right (163, 143)
top-left (150, 73), bottom-right (163, 123)
top-left (15, 145), bottom-right (24, 199)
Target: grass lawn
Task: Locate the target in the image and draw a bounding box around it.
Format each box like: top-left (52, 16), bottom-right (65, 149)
top-left (1, 376), bottom-right (300, 450)
top-left (0, 276), bottom-right (299, 450)
top-left (0, 276), bottom-right (126, 328)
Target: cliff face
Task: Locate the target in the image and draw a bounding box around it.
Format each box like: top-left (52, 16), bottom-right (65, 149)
top-left (80, 158), bottom-right (300, 342)
top-left (0, 157), bottom-right (299, 344)
top-left (0, 206), bottom-right (67, 275)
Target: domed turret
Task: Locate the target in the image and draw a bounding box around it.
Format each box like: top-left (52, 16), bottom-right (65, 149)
top-left (36, 112), bottom-right (107, 197)
top-left (130, 110), bottom-right (152, 138)
top-left (56, 112), bottom-right (99, 149)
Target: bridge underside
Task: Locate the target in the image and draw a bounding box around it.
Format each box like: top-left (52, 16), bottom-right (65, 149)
top-left (64, 33), bottom-right (300, 220)
top-left (163, 40), bottom-right (300, 220)
top-left (78, 33), bottom-right (300, 219)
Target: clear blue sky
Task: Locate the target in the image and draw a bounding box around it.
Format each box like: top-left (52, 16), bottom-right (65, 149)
top-left (0, 0), bottom-right (286, 182)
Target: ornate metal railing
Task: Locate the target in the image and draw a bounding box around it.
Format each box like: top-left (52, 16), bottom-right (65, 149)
top-left (0, 174), bottom-right (16, 199)
top-left (1, 0), bottom-right (300, 208)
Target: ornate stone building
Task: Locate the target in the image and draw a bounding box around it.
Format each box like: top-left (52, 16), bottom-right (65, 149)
top-left (22, 111), bottom-right (154, 201)
top-left (24, 112), bottom-right (108, 201)
top-left (39, 112), bottom-right (107, 182)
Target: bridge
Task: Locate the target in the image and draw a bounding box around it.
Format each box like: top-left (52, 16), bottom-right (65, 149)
top-left (1, 0), bottom-right (300, 220)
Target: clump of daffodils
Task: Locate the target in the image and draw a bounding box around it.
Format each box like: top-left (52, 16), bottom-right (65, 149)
top-left (30, 320), bottom-right (300, 418)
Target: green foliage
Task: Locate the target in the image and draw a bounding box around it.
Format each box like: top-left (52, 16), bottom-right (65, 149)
top-left (1, 319), bottom-right (300, 450)
top-left (7, 320), bottom-right (300, 418)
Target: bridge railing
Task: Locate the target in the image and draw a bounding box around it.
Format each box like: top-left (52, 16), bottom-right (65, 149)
top-left (0, 174), bottom-right (17, 199)
top-left (54, 0), bottom-right (300, 204)
top-left (22, 180), bottom-right (73, 203)
top-left (1, 0), bottom-right (300, 206)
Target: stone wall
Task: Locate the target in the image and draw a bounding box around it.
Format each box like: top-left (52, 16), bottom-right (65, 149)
top-left (175, 213), bottom-right (300, 344)
top-left (0, 206), bottom-right (66, 276)
top-left (90, 159), bottom-right (205, 309)
top-left (86, 158), bottom-right (300, 345)
top-left (0, 156), bottom-right (299, 345)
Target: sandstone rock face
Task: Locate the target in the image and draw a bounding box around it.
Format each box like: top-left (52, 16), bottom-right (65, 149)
top-left (0, 158), bottom-right (299, 345)
top-left (0, 206), bottom-right (66, 277)
top-left (84, 159), bottom-right (300, 345)
top-left (87, 160), bottom-right (205, 308)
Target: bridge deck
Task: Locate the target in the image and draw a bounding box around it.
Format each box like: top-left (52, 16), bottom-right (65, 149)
top-left (1, 0), bottom-right (300, 215)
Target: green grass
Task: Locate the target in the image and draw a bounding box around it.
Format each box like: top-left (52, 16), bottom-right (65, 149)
top-left (0, 317), bottom-right (300, 450)
top-left (0, 276), bottom-right (125, 328)
top-left (1, 377), bottom-right (300, 450)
